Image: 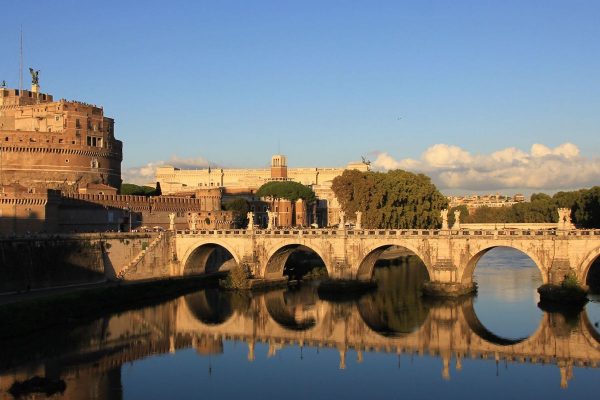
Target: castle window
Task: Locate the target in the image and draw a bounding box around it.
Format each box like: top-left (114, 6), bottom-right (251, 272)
top-left (55, 115), bottom-right (60, 121)
top-left (65, 159), bottom-right (69, 163)
top-left (75, 119), bottom-right (81, 128)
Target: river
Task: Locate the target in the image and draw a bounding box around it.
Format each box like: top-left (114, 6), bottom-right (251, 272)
top-left (1, 247), bottom-right (599, 399)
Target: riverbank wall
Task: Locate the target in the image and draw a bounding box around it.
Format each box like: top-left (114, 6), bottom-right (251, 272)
top-left (0, 233), bottom-right (173, 293)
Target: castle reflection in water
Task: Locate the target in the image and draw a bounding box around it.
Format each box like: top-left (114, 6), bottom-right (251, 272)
top-left (1, 266), bottom-right (599, 400)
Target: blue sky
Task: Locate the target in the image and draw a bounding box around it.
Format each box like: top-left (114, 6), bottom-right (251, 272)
top-left (2, 1), bottom-right (599, 191)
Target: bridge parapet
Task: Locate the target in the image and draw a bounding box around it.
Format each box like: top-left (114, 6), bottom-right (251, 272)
top-left (176, 228), bottom-right (600, 238)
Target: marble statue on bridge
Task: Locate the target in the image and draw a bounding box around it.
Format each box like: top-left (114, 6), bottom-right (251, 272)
top-left (558, 208), bottom-right (575, 230)
top-left (441, 209), bottom-right (449, 230)
top-left (247, 212), bottom-right (255, 230)
top-left (169, 213), bottom-right (176, 231)
top-left (452, 209), bottom-right (461, 230)
top-left (189, 213), bottom-right (197, 231)
top-left (355, 211), bottom-right (362, 230)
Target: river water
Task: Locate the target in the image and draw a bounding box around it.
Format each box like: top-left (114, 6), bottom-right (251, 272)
top-left (1, 247), bottom-right (599, 399)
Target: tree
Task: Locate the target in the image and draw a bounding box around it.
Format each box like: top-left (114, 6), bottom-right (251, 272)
top-left (120, 183), bottom-right (157, 196)
top-left (256, 181), bottom-right (316, 202)
top-left (573, 186), bottom-right (600, 228)
top-left (331, 169), bottom-right (447, 229)
top-left (222, 198), bottom-right (250, 228)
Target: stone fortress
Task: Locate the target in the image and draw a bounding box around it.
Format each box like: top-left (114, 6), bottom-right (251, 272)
top-left (0, 74), bottom-right (234, 234)
top-left (0, 84), bottom-right (122, 192)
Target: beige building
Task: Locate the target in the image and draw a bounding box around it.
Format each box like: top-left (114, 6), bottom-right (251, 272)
top-left (156, 155), bottom-right (369, 193)
top-left (156, 154), bottom-right (370, 227)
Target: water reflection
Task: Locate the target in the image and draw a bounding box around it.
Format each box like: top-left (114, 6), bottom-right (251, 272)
top-left (473, 247), bottom-right (543, 339)
top-left (358, 258), bottom-right (430, 336)
top-left (2, 269), bottom-right (600, 398)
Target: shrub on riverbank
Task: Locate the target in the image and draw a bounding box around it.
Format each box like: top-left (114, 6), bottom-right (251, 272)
top-left (220, 264), bottom-right (252, 289)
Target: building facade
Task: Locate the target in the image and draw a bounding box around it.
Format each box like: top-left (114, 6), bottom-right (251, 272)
top-left (156, 154), bottom-right (370, 227)
top-left (156, 155), bottom-right (370, 194)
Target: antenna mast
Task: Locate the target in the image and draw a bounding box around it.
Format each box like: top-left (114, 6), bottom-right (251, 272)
top-left (19, 26), bottom-right (23, 91)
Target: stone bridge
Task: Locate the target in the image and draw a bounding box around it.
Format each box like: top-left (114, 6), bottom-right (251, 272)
top-left (174, 227), bottom-right (600, 294)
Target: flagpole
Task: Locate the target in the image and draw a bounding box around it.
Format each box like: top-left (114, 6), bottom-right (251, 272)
top-left (19, 25), bottom-right (23, 92)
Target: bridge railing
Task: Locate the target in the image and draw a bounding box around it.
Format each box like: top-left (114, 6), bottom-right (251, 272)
top-left (175, 228), bottom-right (600, 237)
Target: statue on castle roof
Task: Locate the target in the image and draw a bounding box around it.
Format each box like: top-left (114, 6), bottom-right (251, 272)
top-left (0, 80), bottom-right (6, 88)
top-left (29, 68), bottom-right (40, 85)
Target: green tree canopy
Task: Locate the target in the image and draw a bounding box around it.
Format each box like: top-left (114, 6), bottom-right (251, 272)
top-left (256, 181), bottom-right (316, 202)
top-left (222, 198), bottom-right (250, 228)
top-left (120, 183), bottom-right (158, 196)
top-left (454, 187), bottom-right (600, 228)
top-left (331, 169), bottom-right (448, 229)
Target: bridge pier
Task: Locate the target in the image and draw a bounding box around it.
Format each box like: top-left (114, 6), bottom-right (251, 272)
top-left (422, 259), bottom-right (476, 297)
top-left (549, 258), bottom-right (574, 285)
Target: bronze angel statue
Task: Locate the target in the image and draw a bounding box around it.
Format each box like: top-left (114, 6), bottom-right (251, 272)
top-left (29, 68), bottom-right (40, 85)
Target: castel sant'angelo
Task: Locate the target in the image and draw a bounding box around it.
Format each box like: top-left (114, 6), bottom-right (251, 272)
top-left (0, 73), bottom-right (234, 234)
top-left (0, 77), bottom-right (122, 192)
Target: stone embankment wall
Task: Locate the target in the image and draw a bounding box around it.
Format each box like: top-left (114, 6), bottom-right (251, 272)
top-left (0, 233), bottom-right (174, 293)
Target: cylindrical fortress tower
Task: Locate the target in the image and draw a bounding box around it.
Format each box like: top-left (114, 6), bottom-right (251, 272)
top-left (0, 87), bottom-right (122, 192)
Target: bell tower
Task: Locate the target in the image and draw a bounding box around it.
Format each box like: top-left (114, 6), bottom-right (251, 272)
top-left (270, 154), bottom-right (288, 180)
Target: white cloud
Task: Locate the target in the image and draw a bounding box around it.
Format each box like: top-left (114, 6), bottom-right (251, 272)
top-left (122, 155), bottom-right (212, 185)
top-left (373, 142), bottom-right (600, 191)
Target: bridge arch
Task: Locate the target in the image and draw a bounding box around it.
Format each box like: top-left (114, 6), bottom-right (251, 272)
top-left (356, 243), bottom-right (432, 281)
top-left (578, 245), bottom-right (600, 289)
top-left (460, 245), bottom-right (548, 285)
top-left (180, 240), bottom-right (242, 276)
top-left (460, 298), bottom-right (533, 346)
top-left (262, 242), bottom-right (331, 280)
top-left (263, 290), bottom-right (318, 331)
top-left (183, 289), bottom-right (234, 326)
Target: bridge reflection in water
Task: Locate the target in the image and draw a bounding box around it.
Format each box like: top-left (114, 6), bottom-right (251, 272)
top-left (1, 277), bottom-right (599, 398)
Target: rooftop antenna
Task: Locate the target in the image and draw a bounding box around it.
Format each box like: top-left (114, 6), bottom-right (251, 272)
top-left (19, 25), bottom-right (23, 91)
